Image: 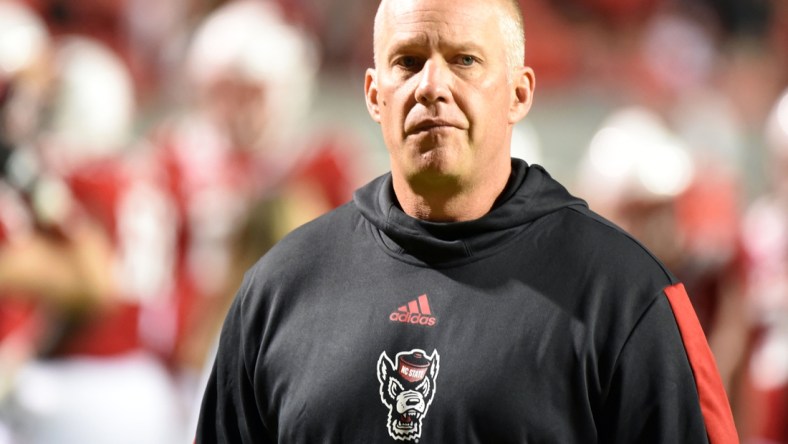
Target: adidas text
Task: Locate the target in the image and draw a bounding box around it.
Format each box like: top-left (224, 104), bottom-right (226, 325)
top-left (389, 312), bottom-right (437, 326)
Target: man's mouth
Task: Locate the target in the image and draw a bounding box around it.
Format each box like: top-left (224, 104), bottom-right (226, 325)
top-left (409, 119), bottom-right (458, 134)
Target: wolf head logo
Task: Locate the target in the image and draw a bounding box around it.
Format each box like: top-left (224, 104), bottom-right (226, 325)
top-left (377, 349), bottom-right (440, 441)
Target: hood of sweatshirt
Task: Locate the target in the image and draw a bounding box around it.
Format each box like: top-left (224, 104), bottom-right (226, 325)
top-left (353, 159), bottom-right (587, 267)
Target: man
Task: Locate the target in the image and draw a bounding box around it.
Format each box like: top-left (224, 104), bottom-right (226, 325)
top-left (196, 0), bottom-right (738, 442)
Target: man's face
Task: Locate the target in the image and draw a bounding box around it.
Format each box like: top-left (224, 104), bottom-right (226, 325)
top-left (365, 0), bottom-right (533, 191)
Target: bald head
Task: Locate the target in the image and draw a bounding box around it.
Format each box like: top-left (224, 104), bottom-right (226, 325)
top-left (372, 0), bottom-right (525, 72)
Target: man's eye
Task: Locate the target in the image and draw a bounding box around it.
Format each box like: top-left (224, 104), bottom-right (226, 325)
top-left (397, 56), bottom-right (419, 68)
top-left (458, 55), bottom-right (475, 66)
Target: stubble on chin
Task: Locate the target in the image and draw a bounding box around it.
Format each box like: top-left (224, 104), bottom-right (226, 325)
top-left (406, 147), bottom-right (465, 193)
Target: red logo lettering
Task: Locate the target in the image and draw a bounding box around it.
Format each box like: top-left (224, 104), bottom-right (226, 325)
top-left (388, 294), bottom-right (438, 327)
top-left (389, 312), bottom-right (437, 327)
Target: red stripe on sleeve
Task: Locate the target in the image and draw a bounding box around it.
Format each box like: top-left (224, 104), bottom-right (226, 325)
top-left (664, 283), bottom-right (739, 444)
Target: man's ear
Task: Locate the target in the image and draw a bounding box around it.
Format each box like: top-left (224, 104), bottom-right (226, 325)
top-left (508, 66), bottom-right (535, 124)
top-left (365, 68), bottom-right (381, 123)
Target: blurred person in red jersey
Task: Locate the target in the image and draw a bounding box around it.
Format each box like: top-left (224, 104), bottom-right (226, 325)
top-left (741, 88), bottom-right (788, 444)
top-left (144, 0), bottom-right (372, 405)
top-left (0, 23), bottom-right (185, 443)
top-left (632, 7), bottom-right (766, 435)
top-left (576, 106), bottom-right (751, 436)
top-left (0, 0), bottom-right (55, 417)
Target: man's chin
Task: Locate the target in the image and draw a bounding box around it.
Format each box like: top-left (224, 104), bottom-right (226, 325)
top-left (390, 143), bottom-right (469, 190)
top-left (411, 130), bottom-right (464, 154)
top-left (405, 166), bottom-right (463, 193)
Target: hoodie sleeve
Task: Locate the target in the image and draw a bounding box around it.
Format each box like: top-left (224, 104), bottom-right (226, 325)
top-left (195, 279), bottom-right (273, 444)
top-left (596, 284), bottom-right (738, 444)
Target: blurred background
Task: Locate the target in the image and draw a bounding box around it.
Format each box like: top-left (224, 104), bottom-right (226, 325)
top-left (0, 0), bottom-right (786, 442)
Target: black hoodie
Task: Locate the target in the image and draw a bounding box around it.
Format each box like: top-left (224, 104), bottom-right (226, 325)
top-left (197, 159), bottom-right (737, 443)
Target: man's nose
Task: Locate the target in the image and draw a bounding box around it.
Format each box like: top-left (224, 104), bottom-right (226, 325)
top-left (415, 58), bottom-right (451, 105)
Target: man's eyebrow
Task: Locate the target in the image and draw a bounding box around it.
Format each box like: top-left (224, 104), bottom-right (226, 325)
top-left (444, 40), bottom-right (485, 54)
top-left (385, 34), bottom-right (486, 58)
top-left (386, 34), bottom-right (429, 53)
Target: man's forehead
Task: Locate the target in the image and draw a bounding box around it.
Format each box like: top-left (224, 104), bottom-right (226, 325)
top-left (379, 0), bottom-right (494, 24)
top-left (376, 0), bottom-right (499, 43)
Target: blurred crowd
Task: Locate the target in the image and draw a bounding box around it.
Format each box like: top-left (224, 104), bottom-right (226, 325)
top-left (0, 0), bottom-right (786, 442)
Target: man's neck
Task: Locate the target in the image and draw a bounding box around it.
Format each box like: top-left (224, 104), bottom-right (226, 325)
top-left (391, 165), bottom-right (512, 222)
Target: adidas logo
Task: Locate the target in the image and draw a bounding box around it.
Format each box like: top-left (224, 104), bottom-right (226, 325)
top-left (389, 294), bottom-right (437, 327)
